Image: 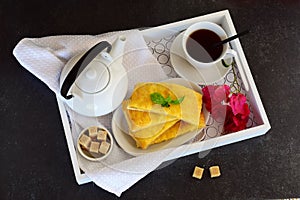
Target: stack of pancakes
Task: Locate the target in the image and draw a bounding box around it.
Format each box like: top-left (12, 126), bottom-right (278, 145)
top-left (122, 82), bottom-right (205, 149)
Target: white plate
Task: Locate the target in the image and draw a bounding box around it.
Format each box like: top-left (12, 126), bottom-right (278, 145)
top-left (170, 32), bottom-right (231, 84)
top-left (111, 78), bottom-right (208, 156)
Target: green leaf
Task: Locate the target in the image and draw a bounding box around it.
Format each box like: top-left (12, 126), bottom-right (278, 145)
top-left (150, 92), bottom-right (165, 104)
top-left (170, 96), bottom-right (185, 104)
top-left (161, 102), bottom-right (170, 107)
top-left (165, 96), bottom-right (172, 103)
top-left (150, 92), bottom-right (185, 107)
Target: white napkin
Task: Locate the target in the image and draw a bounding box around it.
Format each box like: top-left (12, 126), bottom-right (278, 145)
top-left (13, 30), bottom-right (177, 196)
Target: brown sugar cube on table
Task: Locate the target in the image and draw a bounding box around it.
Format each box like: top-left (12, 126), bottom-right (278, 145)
top-left (192, 166), bottom-right (204, 180)
top-left (97, 130), bottom-right (107, 141)
top-left (99, 141), bottom-right (110, 154)
top-left (89, 141), bottom-right (100, 154)
top-left (88, 127), bottom-right (98, 138)
top-left (79, 134), bottom-right (91, 149)
top-left (209, 166), bottom-right (221, 178)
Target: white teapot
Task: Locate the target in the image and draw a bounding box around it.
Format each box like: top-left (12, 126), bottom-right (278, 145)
top-left (59, 36), bottom-right (128, 117)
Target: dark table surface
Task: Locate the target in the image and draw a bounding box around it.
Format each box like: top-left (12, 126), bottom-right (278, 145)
top-left (1, 0), bottom-right (300, 199)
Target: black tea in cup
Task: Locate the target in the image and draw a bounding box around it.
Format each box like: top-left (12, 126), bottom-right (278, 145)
top-left (186, 29), bottom-right (223, 63)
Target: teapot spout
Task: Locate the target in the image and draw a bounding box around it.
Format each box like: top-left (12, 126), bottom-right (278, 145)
top-left (110, 35), bottom-right (126, 63)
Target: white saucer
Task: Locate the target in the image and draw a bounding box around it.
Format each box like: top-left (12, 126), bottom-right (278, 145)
top-left (170, 32), bottom-right (231, 84)
top-left (111, 78), bottom-right (208, 156)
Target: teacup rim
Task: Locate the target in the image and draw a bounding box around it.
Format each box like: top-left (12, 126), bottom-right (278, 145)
top-left (182, 21), bottom-right (229, 67)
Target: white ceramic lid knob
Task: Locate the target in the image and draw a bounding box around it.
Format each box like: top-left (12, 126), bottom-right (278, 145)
top-left (75, 60), bottom-right (110, 94)
top-left (85, 68), bottom-right (97, 79)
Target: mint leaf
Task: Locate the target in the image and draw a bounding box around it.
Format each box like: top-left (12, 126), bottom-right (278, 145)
top-left (150, 92), bottom-right (165, 104)
top-left (165, 96), bottom-right (172, 103)
top-left (150, 92), bottom-right (185, 107)
top-left (170, 96), bottom-right (185, 104)
top-left (161, 101), bottom-right (170, 107)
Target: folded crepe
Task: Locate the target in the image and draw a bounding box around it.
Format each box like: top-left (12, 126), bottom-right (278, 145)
top-left (127, 82), bottom-right (202, 126)
top-left (132, 112), bottom-right (205, 149)
top-left (122, 82), bottom-right (205, 149)
top-left (122, 100), bottom-right (177, 134)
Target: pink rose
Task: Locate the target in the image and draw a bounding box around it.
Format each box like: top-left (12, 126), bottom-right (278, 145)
top-left (202, 85), bottom-right (230, 113)
top-left (202, 85), bottom-right (250, 134)
top-left (229, 93), bottom-right (249, 116)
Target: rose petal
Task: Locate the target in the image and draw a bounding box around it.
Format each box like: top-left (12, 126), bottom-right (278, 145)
top-left (229, 93), bottom-right (248, 115)
top-left (211, 104), bottom-right (228, 122)
top-left (202, 85), bottom-right (216, 112)
top-left (202, 85), bottom-right (231, 113)
top-left (202, 85), bottom-right (250, 135)
top-left (214, 85), bottom-right (230, 103)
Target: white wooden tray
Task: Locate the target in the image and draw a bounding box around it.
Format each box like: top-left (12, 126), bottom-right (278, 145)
top-left (56, 10), bottom-right (271, 185)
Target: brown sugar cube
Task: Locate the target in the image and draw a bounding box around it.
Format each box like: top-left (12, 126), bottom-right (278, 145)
top-left (99, 141), bottom-right (110, 154)
top-left (79, 134), bottom-right (91, 149)
top-left (89, 141), bottom-right (100, 154)
top-left (192, 166), bottom-right (204, 180)
top-left (88, 127), bottom-right (98, 138)
top-left (97, 130), bottom-right (107, 141)
top-left (209, 166), bottom-right (221, 178)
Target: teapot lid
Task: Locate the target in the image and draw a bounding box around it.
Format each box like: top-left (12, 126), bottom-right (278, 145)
top-left (75, 60), bottom-right (110, 94)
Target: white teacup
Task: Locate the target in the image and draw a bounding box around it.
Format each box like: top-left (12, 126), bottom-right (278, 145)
top-left (182, 21), bottom-right (237, 69)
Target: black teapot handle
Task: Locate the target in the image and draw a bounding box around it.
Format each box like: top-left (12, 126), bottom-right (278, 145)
top-left (60, 41), bottom-right (112, 100)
